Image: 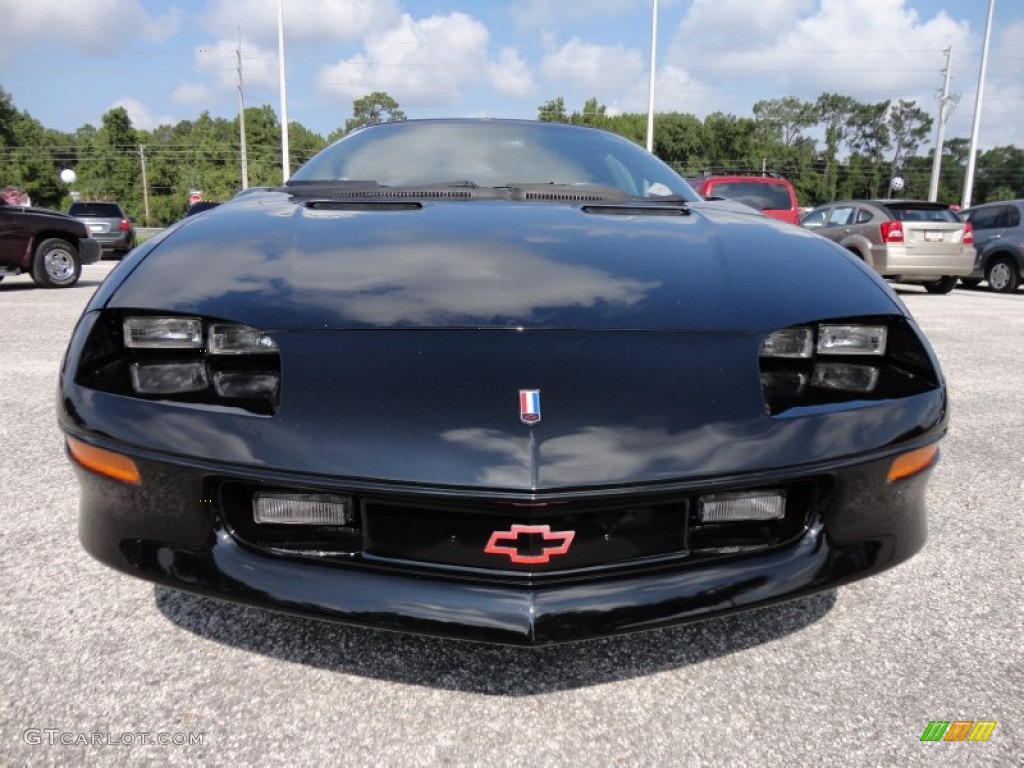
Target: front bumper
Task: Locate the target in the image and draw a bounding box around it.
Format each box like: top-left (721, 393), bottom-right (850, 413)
top-left (71, 442), bottom-right (932, 646)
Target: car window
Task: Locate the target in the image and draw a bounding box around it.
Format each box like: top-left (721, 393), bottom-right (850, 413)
top-left (828, 207), bottom-right (854, 227)
top-left (801, 208), bottom-right (828, 229)
top-left (708, 182), bottom-right (792, 212)
top-left (855, 208), bottom-right (874, 224)
top-left (886, 204), bottom-right (959, 223)
top-left (1008, 206), bottom-right (1022, 228)
top-left (68, 203), bottom-right (123, 218)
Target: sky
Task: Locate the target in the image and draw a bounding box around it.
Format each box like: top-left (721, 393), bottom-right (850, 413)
top-left (2, 0), bottom-right (1023, 153)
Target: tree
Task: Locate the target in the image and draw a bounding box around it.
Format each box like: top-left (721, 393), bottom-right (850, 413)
top-left (846, 101), bottom-right (891, 197)
top-left (341, 91), bottom-right (406, 136)
top-left (816, 93), bottom-right (859, 201)
top-left (570, 97), bottom-right (607, 127)
top-left (752, 97), bottom-right (816, 148)
top-left (887, 99), bottom-right (932, 180)
top-left (537, 97), bottom-right (568, 123)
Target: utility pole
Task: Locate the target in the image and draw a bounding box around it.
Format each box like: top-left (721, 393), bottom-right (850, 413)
top-left (962, 0), bottom-right (996, 209)
top-left (645, 0), bottom-right (658, 153)
top-left (237, 31), bottom-right (249, 190)
top-left (928, 47), bottom-right (954, 202)
top-left (277, 0), bottom-right (291, 182)
top-left (138, 145), bottom-right (150, 227)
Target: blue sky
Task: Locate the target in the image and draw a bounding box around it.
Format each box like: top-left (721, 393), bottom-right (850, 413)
top-left (2, 0), bottom-right (1022, 150)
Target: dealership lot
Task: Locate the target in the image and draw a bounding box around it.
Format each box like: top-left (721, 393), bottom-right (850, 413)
top-left (1, 262), bottom-right (1020, 766)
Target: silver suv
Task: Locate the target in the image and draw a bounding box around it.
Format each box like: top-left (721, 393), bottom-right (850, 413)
top-left (960, 199), bottom-right (1024, 293)
top-left (801, 200), bottom-right (975, 294)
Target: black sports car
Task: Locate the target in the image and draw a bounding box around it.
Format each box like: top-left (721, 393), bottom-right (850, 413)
top-left (59, 119), bottom-right (946, 645)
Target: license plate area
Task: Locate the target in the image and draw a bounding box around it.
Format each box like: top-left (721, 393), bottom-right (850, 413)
top-left (923, 230), bottom-right (944, 242)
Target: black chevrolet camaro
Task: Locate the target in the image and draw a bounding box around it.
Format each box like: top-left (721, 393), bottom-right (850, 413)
top-left (59, 119), bottom-right (946, 645)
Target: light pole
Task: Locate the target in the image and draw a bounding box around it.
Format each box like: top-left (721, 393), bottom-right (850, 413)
top-left (962, 0), bottom-right (995, 209)
top-left (645, 0), bottom-right (658, 153)
top-left (278, 0), bottom-right (291, 182)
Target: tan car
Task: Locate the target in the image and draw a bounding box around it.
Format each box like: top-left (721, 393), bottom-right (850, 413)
top-left (801, 200), bottom-right (975, 293)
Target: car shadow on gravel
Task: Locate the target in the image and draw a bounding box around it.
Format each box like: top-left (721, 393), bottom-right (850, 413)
top-left (0, 278), bottom-right (107, 292)
top-left (155, 586), bottom-right (836, 695)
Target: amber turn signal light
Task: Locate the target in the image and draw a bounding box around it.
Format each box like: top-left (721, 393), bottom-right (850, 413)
top-left (67, 437), bottom-right (141, 485)
top-left (887, 444), bottom-right (939, 483)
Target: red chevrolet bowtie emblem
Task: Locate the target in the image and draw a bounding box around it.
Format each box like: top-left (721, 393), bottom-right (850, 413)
top-left (484, 524), bottom-right (575, 565)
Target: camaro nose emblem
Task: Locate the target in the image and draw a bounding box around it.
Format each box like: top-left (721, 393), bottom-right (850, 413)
top-left (519, 389), bottom-right (541, 424)
top-left (484, 524), bottom-right (575, 565)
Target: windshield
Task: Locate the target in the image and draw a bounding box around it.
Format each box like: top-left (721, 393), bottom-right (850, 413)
top-left (290, 120), bottom-right (699, 200)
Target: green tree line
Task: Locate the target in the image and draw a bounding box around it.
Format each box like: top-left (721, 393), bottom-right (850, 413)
top-left (2, 85), bottom-right (1022, 226)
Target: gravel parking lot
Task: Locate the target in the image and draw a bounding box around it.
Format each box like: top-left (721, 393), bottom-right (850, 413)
top-left (1, 263), bottom-right (1020, 767)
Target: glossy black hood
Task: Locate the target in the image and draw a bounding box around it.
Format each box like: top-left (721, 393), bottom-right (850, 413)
top-left (101, 191), bottom-right (901, 331)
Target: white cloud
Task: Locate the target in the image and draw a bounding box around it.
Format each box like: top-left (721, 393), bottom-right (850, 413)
top-left (488, 48), bottom-right (536, 97)
top-left (171, 83), bottom-right (215, 107)
top-left (317, 13), bottom-right (498, 108)
top-left (111, 97), bottom-right (176, 131)
top-left (0, 0), bottom-right (180, 54)
top-left (667, 0), bottom-right (971, 119)
top-left (203, 0), bottom-right (400, 46)
top-left (975, 18), bottom-right (1024, 148)
top-left (541, 38), bottom-right (646, 101)
top-left (193, 38), bottom-right (280, 94)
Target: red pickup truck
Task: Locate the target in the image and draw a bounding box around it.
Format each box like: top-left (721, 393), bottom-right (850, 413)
top-left (0, 197), bottom-right (101, 288)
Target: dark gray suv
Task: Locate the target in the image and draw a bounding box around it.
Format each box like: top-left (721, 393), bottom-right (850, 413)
top-left (67, 201), bottom-right (136, 259)
top-left (961, 199), bottom-right (1024, 293)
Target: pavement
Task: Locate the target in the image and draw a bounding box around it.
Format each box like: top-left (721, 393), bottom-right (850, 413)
top-left (0, 263), bottom-right (1020, 766)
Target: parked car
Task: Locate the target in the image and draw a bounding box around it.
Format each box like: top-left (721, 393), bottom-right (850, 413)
top-left (959, 199), bottom-right (1024, 293)
top-left (0, 197), bottom-right (101, 287)
top-left (800, 200), bottom-right (975, 293)
top-left (60, 119), bottom-right (948, 645)
top-left (67, 201), bottom-right (136, 259)
top-left (688, 173), bottom-right (801, 225)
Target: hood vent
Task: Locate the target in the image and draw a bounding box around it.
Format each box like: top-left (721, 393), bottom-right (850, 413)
top-left (520, 190), bottom-right (610, 202)
top-left (582, 204), bottom-right (689, 217)
top-left (305, 200), bottom-right (424, 212)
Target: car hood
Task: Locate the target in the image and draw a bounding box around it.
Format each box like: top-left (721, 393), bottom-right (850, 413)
top-left (101, 191), bottom-right (900, 332)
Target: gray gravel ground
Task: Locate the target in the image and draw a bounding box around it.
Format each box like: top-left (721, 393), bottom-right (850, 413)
top-left (1, 263), bottom-right (1020, 767)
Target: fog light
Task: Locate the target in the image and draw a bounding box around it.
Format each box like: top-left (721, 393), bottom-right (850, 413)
top-left (254, 493), bottom-right (353, 525)
top-left (698, 491), bottom-right (785, 523)
top-left (760, 328), bottom-right (813, 358)
top-left (130, 362), bottom-right (208, 394)
top-left (213, 372), bottom-right (279, 398)
top-left (811, 363), bottom-right (879, 393)
top-left (123, 316), bottom-right (203, 348)
top-left (208, 324), bottom-right (278, 355)
top-left (817, 324), bottom-right (887, 356)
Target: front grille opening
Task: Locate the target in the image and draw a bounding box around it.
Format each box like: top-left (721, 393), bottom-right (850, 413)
top-left (216, 479), bottom-right (824, 574)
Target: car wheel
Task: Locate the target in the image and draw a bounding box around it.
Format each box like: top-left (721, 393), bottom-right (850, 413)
top-left (923, 276), bottom-right (958, 294)
top-left (959, 278), bottom-right (982, 288)
top-left (985, 256), bottom-right (1020, 293)
top-left (31, 238), bottom-right (81, 288)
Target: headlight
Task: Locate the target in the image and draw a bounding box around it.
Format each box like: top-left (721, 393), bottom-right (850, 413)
top-left (74, 312), bottom-right (282, 416)
top-left (123, 316), bottom-right (203, 349)
top-left (758, 317), bottom-right (939, 415)
top-left (816, 325), bottom-right (887, 356)
top-left (208, 323), bottom-right (279, 355)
